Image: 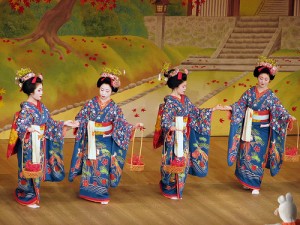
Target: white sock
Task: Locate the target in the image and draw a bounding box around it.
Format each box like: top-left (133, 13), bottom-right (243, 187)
top-left (252, 189), bottom-right (260, 195)
top-left (27, 204), bottom-right (40, 208)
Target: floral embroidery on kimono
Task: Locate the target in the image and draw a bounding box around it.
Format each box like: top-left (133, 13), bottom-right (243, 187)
top-left (69, 96), bottom-right (134, 202)
top-left (159, 95), bottom-right (213, 199)
top-left (228, 87), bottom-right (291, 189)
top-left (10, 101), bottom-right (65, 205)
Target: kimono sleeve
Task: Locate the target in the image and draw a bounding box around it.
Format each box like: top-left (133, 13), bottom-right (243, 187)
top-left (74, 100), bottom-right (92, 141)
top-left (44, 107), bottom-right (65, 143)
top-left (186, 97), bottom-right (213, 135)
top-left (267, 93), bottom-right (293, 176)
top-left (186, 98), bottom-right (212, 177)
top-left (16, 107), bottom-right (33, 140)
top-left (161, 99), bottom-right (176, 133)
top-left (269, 93), bottom-right (292, 138)
top-left (227, 90), bottom-right (249, 166)
top-left (68, 102), bottom-right (92, 181)
top-left (112, 105), bottom-right (134, 150)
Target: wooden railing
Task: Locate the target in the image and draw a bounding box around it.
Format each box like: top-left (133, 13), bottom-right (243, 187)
top-left (193, 0), bottom-right (228, 16)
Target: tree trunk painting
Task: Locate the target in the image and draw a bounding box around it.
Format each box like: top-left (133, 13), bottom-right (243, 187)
top-left (17, 0), bottom-right (77, 57)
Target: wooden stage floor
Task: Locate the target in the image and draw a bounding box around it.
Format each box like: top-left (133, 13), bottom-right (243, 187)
top-left (0, 137), bottom-right (299, 225)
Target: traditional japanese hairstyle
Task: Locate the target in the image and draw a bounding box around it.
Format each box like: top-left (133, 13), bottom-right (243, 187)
top-left (254, 56), bottom-right (278, 80)
top-left (15, 68), bottom-right (43, 95)
top-left (97, 67), bottom-right (122, 93)
top-left (159, 62), bottom-right (188, 89)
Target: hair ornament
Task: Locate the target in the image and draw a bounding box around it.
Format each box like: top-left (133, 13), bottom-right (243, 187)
top-left (168, 67), bottom-right (189, 80)
top-left (257, 56), bottom-right (278, 76)
top-left (158, 63), bottom-right (188, 81)
top-left (100, 67), bottom-right (122, 88)
top-left (158, 62), bottom-right (170, 81)
top-left (15, 68), bottom-right (43, 88)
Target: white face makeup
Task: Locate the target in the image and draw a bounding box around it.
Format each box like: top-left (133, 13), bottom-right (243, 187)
top-left (99, 83), bottom-right (112, 102)
top-left (175, 81), bottom-right (187, 96)
top-left (257, 73), bottom-right (270, 90)
top-left (30, 83), bottom-right (43, 102)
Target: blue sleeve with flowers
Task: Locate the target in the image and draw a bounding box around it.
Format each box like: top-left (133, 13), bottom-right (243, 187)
top-left (185, 97), bottom-right (213, 177)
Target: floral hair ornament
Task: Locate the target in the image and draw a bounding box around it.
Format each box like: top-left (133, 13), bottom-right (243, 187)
top-left (257, 56), bottom-right (278, 76)
top-left (158, 62), bottom-right (171, 81)
top-left (168, 67), bottom-right (189, 80)
top-left (100, 67), bottom-right (122, 88)
top-left (15, 68), bottom-right (43, 88)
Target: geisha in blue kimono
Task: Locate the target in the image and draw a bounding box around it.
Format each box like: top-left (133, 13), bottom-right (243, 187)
top-left (69, 70), bottom-right (142, 204)
top-left (224, 62), bottom-right (296, 195)
top-left (7, 68), bottom-right (75, 208)
top-left (157, 68), bottom-right (222, 200)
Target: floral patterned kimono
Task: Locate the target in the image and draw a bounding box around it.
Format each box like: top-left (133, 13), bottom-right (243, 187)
top-left (159, 95), bottom-right (213, 199)
top-left (7, 101), bottom-right (65, 205)
top-left (68, 96), bottom-right (134, 203)
top-left (228, 86), bottom-right (292, 190)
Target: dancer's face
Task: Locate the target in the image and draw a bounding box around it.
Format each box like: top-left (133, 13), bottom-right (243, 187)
top-left (31, 83), bottom-right (43, 101)
top-left (257, 73), bottom-right (270, 89)
top-left (176, 81), bottom-right (187, 95)
top-left (99, 83), bottom-right (112, 101)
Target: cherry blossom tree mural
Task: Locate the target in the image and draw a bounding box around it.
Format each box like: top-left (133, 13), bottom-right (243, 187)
top-left (8, 0), bottom-right (206, 56)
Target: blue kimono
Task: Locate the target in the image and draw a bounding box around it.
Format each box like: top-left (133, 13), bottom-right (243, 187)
top-left (228, 86), bottom-right (292, 189)
top-left (9, 101), bottom-right (65, 205)
top-left (159, 95), bottom-right (213, 199)
top-left (69, 96), bottom-right (134, 203)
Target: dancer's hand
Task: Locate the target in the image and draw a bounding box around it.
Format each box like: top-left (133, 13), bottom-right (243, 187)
top-left (212, 104), bottom-right (223, 111)
top-left (169, 126), bottom-right (176, 132)
top-left (291, 116), bottom-right (296, 121)
top-left (64, 120), bottom-right (76, 128)
top-left (222, 105), bottom-right (232, 111)
top-left (135, 123), bottom-right (144, 130)
top-left (27, 127), bottom-right (35, 133)
top-left (72, 120), bottom-right (80, 128)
